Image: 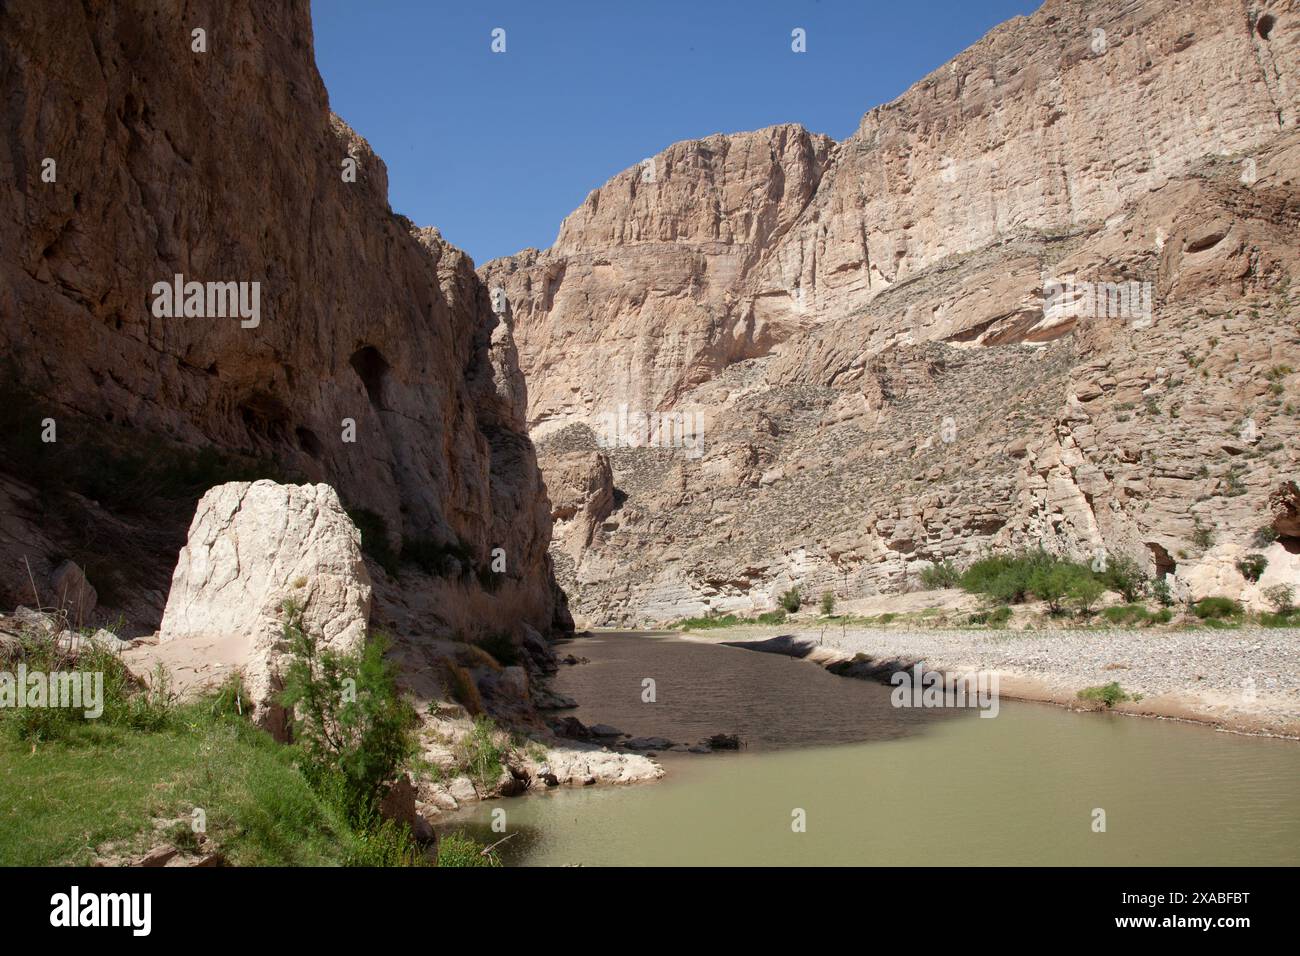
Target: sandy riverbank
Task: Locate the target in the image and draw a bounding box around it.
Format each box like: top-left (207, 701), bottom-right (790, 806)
top-left (684, 625), bottom-right (1300, 738)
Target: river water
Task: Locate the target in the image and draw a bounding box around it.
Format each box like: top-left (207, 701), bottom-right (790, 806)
top-left (445, 631), bottom-right (1300, 866)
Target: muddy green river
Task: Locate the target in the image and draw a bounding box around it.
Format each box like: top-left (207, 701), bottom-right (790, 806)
top-left (445, 631), bottom-right (1300, 866)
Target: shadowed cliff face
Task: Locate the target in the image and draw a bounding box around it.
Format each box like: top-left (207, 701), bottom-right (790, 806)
top-left (481, 0), bottom-right (1300, 625)
top-left (0, 0), bottom-right (564, 638)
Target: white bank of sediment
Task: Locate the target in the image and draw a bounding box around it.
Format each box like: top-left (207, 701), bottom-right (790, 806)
top-left (702, 626), bottom-right (1300, 739)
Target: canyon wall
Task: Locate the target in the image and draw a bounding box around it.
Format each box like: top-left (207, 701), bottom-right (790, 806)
top-left (0, 0), bottom-right (564, 640)
top-left (482, 0), bottom-right (1300, 625)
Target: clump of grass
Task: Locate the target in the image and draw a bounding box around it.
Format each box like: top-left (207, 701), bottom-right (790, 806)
top-left (1077, 682), bottom-right (1132, 708)
top-left (968, 606), bottom-right (1012, 627)
top-left (0, 622), bottom-right (171, 743)
top-left (674, 613), bottom-right (741, 630)
top-left (1193, 596), bottom-right (1244, 620)
top-left (437, 831), bottom-right (503, 867)
top-left (755, 609), bottom-right (787, 625)
top-left (442, 660), bottom-right (484, 715)
top-left (453, 716), bottom-right (509, 792)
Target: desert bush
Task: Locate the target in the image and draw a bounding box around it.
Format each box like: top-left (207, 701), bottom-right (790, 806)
top-left (276, 602), bottom-right (417, 823)
top-left (819, 591), bottom-right (836, 616)
top-left (1077, 682), bottom-right (1131, 708)
top-left (968, 606), bottom-right (1012, 627)
top-left (755, 609), bottom-right (787, 625)
top-left (1030, 562), bottom-right (1096, 614)
top-left (1192, 596), bottom-right (1243, 620)
top-left (1151, 577), bottom-right (1174, 607)
top-left (1100, 603), bottom-right (1152, 626)
top-left (1068, 576), bottom-right (1106, 616)
top-left (454, 716), bottom-right (508, 791)
top-left (1235, 553), bottom-right (1268, 583)
top-left (778, 587), bottom-right (802, 613)
top-left (1263, 584), bottom-right (1295, 615)
top-left (1252, 525), bottom-right (1280, 548)
top-left (1098, 554), bottom-right (1148, 602)
top-left (437, 831), bottom-right (502, 867)
top-left (920, 560), bottom-right (962, 590)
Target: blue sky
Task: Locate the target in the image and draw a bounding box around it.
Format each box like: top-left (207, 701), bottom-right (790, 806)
top-left (311, 0), bottom-right (1042, 266)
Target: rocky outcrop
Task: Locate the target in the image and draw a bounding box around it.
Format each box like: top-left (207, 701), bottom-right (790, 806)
top-left (483, 0), bottom-right (1300, 624)
top-left (0, 0), bottom-right (561, 642)
top-left (151, 481), bottom-right (370, 732)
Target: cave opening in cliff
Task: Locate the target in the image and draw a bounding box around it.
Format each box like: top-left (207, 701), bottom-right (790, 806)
top-left (350, 345), bottom-right (390, 409)
top-left (1257, 14), bottom-right (1275, 39)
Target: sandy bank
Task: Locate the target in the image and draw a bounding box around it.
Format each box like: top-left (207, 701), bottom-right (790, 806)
top-left (694, 625), bottom-right (1300, 739)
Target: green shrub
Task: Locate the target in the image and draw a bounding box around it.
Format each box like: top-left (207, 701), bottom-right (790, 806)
top-left (1262, 584), bottom-right (1295, 615)
top-left (437, 831), bottom-right (503, 867)
top-left (920, 560), bottom-right (962, 589)
top-left (1151, 577), bottom-right (1174, 607)
top-left (1191, 521), bottom-right (1215, 550)
top-left (1100, 603), bottom-right (1152, 626)
top-left (968, 606), bottom-right (1012, 627)
top-left (1077, 682), bottom-right (1131, 708)
top-left (1193, 596), bottom-right (1244, 620)
top-left (754, 609), bottom-right (787, 625)
top-left (1151, 608), bottom-right (1173, 624)
top-left (960, 550), bottom-right (1064, 604)
top-left (778, 588), bottom-right (802, 613)
top-left (453, 716), bottom-right (508, 791)
top-left (1252, 525), bottom-right (1280, 548)
top-left (819, 591), bottom-right (836, 616)
top-left (1235, 553), bottom-right (1268, 583)
top-left (676, 613), bottom-right (741, 630)
top-left (1098, 554), bottom-right (1148, 602)
top-left (1068, 576), bottom-right (1106, 616)
top-left (276, 602), bottom-right (417, 824)
top-left (1029, 563), bottom-right (1093, 614)
top-left (0, 624), bottom-right (172, 743)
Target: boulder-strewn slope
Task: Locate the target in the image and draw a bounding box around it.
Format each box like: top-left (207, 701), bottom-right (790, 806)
top-left (483, 0), bottom-right (1300, 625)
top-left (0, 0), bottom-right (564, 640)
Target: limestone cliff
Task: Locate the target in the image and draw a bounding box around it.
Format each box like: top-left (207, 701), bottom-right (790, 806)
top-left (0, 0), bottom-right (564, 640)
top-left (482, 0), bottom-right (1300, 624)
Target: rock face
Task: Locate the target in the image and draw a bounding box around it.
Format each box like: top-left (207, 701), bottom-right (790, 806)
top-left (156, 481), bottom-right (370, 730)
top-left (0, 0), bottom-right (562, 641)
top-left (482, 0), bottom-right (1300, 624)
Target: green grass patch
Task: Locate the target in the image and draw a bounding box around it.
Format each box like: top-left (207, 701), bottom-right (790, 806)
top-left (1193, 596), bottom-right (1244, 620)
top-left (1077, 682), bottom-right (1132, 708)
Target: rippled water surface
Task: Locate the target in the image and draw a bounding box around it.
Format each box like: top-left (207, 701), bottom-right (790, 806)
top-left (446, 631), bottom-right (1300, 866)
